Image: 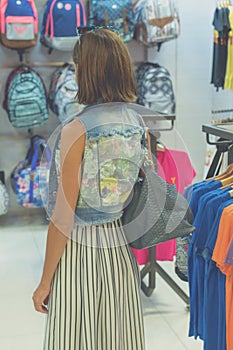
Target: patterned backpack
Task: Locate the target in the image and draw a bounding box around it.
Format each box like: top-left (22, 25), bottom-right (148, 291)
top-left (0, 0), bottom-right (38, 60)
top-left (175, 235), bottom-right (190, 282)
top-left (3, 65), bottom-right (48, 129)
top-left (136, 62), bottom-right (176, 114)
top-left (90, 0), bottom-right (135, 42)
top-left (48, 63), bottom-right (84, 123)
top-left (40, 0), bottom-right (86, 53)
top-left (134, 0), bottom-right (180, 47)
top-left (11, 135), bottom-right (51, 208)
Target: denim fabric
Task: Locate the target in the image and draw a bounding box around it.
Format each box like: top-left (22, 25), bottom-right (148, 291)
top-left (47, 102), bottom-right (151, 225)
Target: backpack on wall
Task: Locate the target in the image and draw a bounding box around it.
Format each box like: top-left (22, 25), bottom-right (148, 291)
top-left (0, 171), bottom-right (9, 216)
top-left (40, 0), bottom-right (87, 53)
top-left (175, 234), bottom-right (190, 282)
top-left (11, 135), bottom-right (51, 208)
top-left (3, 65), bottom-right (48, 129)
top-left (135, 62), bottom-right (176, 114)
top-left (134, 0), bottom-right (180, 47)
top-left (0, 0), bottom-right (38, 60)
top-left (48, 63), bottom-right (84, 123)
top-left (90, 0), bottom-right (135, 43)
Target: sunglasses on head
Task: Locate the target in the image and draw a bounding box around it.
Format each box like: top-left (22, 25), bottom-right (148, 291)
top-left (76, 25), bottom-right (117, 36)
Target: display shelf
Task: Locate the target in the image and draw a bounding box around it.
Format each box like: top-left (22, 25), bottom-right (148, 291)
top-left (202, 123), bottom-right (233, 142)
top-left (202, 124), bottom-right (233, 178)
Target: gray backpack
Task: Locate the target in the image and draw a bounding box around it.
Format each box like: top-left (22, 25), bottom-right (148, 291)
top-left (136, 62), bottom-right (175, 114)
top-left (48, 63), bottom-right (84, 124)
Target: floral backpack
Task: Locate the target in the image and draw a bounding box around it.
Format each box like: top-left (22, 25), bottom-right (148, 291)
top-left (11, 135), bottom-right (51, 208)
top-left (175, 235), bottom-right (190, 282)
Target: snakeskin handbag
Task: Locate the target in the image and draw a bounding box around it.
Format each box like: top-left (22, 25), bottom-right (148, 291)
top-left (122, 129), bottom-right (194, 250)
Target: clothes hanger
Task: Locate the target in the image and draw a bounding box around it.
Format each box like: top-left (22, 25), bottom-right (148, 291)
top-left (220, 174), bottom-right (233, 186)
top-left (214, 163), bottom-right (233, 180)
top-left (222, 184), bottom-right (233, 189)
top-left (156, 141), bottom-right (165, 152)
top-left (217, 0), bottom-right (230, 8)
top-left (206, 163), bottom-right (233, 181)
top-left (223, 0), bottom-right (230, 7)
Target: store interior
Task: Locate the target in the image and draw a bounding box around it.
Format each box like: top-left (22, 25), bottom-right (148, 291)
top-left (1, 0), bottom-right (233, 349)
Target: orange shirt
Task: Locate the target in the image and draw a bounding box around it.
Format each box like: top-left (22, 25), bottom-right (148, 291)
top-left (212, 204), bottom-right (233, 350)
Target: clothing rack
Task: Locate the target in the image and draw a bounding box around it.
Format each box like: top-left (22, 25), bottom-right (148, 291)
top-left (202, 124), bottom-right (233, 177)
top-left (0, 61), bottom-right (73, 69)
top-left (139, 113), bottom-right (190, 306)
top-left (216, 0), bottom-right (232, 8)
top-left (143, 115), bottom-right (175, 131)
top-left (212, 108), bottom-right (233, 114)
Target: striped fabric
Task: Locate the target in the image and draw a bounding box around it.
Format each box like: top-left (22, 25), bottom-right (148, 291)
top-left (44, 220), bottom-right (145, 350)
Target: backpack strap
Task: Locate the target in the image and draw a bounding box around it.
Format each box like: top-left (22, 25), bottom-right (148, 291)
top-left (122, 9), bottom-right (129, 33)
top-left (104, 10), bottom-right (109, 25)
top-left (28, 139), bottom-right (51, 203)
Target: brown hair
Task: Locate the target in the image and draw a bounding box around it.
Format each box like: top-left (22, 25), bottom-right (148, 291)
top-left (72, 29), bottom-right (137, 105)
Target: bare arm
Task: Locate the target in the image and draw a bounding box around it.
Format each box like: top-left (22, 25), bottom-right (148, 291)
top-left (33, 119), bottom-right (85, 313)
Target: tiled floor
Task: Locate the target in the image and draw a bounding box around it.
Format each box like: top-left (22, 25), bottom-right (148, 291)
top-left (0, 216), bottom-right (203, 350)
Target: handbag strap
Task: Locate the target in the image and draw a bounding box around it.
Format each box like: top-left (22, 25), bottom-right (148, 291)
top-left (138, 115), bottom-right (155, 170)
top-left (29, 140), bottom-right (51, 203)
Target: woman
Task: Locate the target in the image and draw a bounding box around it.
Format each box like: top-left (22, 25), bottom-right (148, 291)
top-left (33, 27), bottom-right (145, 350)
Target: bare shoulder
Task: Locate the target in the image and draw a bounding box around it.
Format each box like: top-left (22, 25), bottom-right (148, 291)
top-left (62, 119), bottom-right (85, 145)
top-left (60, 119), bottom-right (86, 154)
top-left (62, 118), bottom-right (85, 138)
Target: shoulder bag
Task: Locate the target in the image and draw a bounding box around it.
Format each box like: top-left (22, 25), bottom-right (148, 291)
top-left (122, 123), bottom-right (194, 249)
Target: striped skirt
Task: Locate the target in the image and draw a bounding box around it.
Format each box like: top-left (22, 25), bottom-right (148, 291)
top-left (43, 219), bottom-right (145, 350)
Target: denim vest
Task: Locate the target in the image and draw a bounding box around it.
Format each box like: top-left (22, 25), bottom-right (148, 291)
top-left (47, 102), bottom-right (153, 226)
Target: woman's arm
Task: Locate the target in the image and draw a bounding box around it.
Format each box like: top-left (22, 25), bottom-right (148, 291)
top-left (32, 119), bottom-right (85, 313)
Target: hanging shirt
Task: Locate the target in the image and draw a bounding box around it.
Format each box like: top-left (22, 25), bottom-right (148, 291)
top-left (204, 260), bottom-right (226, 350)
top-left (156, 148), bottom-right (196, 261)
top-left (194, 191), bottom-right (231, 341)
top-left (188, 180), bottom-right (222, 338)
top-left (224, 238), bottom-right (233, 265)
top-left (212, 204), bottom-right (233, 350)
top-left (157, 148), bottom-right (196, 194)
top-left (211, 7), bottom-right (231, 90)
top-left (224, 7), bottom-right (233, 91)
top-left (202, 200), bottom-right (233, 350)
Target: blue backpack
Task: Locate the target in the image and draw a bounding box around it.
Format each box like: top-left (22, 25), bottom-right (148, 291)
top-left (0, 0), bottom-right (38, 60)
top-left (90, 0), bottom-right (135, 42)
top-left (40, 0), bottom-right (87, 53)
top-left (3, 65), bottom-right (48, 129)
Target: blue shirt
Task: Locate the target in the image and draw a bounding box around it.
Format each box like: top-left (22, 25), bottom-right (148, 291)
top-left (188, 180), bottom-right (222, 338)
top-left (202, 200), bottom-right (233, 350)
top-left (195, 192), bottom-right (231, 340)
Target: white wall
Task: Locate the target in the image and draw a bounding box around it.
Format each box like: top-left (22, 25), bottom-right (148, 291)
top-left (0, 0), bottom-right (228, 220)
top-left (147, 0), bottom-right (217, 181)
